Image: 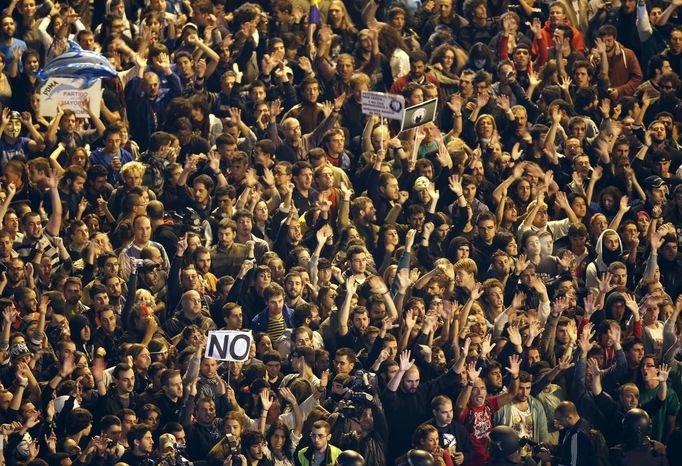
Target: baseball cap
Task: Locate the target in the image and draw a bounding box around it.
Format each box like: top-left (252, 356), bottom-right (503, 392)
top-left (10, 342), bottom-right (31, 361)
top-left (643, 175), bottom-right (666, 189)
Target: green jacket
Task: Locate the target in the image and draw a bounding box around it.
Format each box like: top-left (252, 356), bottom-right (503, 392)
top-left (296, 444), bottom-right (342, 466)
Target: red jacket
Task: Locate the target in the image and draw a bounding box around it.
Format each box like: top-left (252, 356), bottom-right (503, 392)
top-left (389, 72), bottom-right (441, 96)
top-left (532, 19), bottom-right (585, 66)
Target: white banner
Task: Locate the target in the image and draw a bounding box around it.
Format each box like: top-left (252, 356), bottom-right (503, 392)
top-left (361, 91), bottom-right (405, 120)
top-left (39, 77), bottom-right (101, 118)
top-left (204, 330), bottom-right (253, 361)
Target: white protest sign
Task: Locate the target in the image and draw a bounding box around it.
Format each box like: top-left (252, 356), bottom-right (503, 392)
top-left (361, 91), bottom-right (405, 120)
top-left (401, 98), bottom-right (438, 132)
top-left (39, 77), bottom-right (101, 118)
top-left (204, 330), bottom-right (253, 361)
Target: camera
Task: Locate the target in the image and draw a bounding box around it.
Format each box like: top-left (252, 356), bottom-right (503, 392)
top-left (521, 438), bottom-right (552, 458)
top-left (347, 370), bottom-right (376, 393)
top-left (225, 433), bottom-right (240, 456)
top-left (164, 207), bottom-right (203, 236)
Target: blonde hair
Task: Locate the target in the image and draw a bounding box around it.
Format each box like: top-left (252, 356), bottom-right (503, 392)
top-left (121, 161), bottom-right (146, 178)
top-left (135, 289), bottom-right (155, 305)
top-left (327, 0), bottom-right (357, 33)
top-left (452, 258), bottom-right (478, 276)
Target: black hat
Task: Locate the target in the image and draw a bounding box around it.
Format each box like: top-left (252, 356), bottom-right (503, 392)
top-left (643, 175), bottom-right (666, 189)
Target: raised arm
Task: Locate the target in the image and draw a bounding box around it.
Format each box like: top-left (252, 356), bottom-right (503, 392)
top-left (387, 350), bottom-right (414, 392)
top-left (45, 168), bottom-right (62, 236)
top-left (337, 276), bottom-right (357, 337)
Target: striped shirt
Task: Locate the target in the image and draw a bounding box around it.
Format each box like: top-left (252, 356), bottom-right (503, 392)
top-left (267, 315), bottom-right (286, 341)
top-left (14, 232), bottom-right (60, 269)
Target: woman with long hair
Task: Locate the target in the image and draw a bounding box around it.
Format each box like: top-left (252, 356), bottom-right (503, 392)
top-left (264, 420), bottom-right (299, 466)
top-left (428, 44), bottom-right (461, 97)
top-left (377, 25), bottom-right (409, 90)
top-left (325, 0), bottom-right (358, 53)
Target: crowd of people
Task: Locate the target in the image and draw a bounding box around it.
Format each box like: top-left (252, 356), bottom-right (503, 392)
top-left (0, 0), bottom-right (682, 465)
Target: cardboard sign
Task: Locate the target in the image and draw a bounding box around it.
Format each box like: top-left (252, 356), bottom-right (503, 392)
top-left (361, 91), bottom-right (405, 120)
top-left (39, 77), bottom-right (101, 118)
top-left (401, 98), bottom-right (438, 132)
top-left (204, 330), bottom-right (253, 361)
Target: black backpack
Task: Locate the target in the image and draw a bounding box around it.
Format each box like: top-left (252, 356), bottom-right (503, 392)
top-left (585, 427), bottom-right (610, 466)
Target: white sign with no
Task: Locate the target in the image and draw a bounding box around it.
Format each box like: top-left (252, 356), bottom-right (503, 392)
top-left (204, 330), bottom-right (253, 362)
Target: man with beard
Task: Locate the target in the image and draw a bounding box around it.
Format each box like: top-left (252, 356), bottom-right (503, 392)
top-left (350, 198), bottom-right (379, 253)
top-left (93, 305), bottom-right (122, 366)
top-left (93, 363), bottom-right (141, 418)
top-left (210, 219), bottom-right (249, 279)
top-left (390, 51), bottom-right (440, 95)
top-left (421, 0), bottom-right (467, 40)
top-left (284, 271), bottom-right (307, 310)
top-left (493, 372), bottom-right (550, 445)
top-left (368, 171), bottom-right (402, 226)
top-left (184, 395), bottom-right (227, 461)
top-left (597, 24), bottom-right (642, 99)
top-left (0, 15), bottom-right (26, 72)
top-left (0, 109), bottom-right (43, 168)
top-left (383, 349), bottom-right (463, 464)
top-left (192, 246), bottom-right (218, 297)
top-left (63, 276), bottom-right (89, 318)
top-left (283, 77), bottom-right (325, 135)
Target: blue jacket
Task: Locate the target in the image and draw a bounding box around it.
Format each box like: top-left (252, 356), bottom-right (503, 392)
top-left (251, 305), bottom-right (295, 333)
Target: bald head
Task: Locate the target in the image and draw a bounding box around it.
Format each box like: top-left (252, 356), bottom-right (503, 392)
top-left (401, 366), bottom-right (420, 393)
top-left (146, 200), bottom-right (165, 220)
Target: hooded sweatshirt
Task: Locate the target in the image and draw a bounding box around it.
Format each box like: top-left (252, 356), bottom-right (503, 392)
top-left (585, 229), bottom-right (623, 293)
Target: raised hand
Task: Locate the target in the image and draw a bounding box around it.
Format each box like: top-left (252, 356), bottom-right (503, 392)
top-left (466, 361), bottom-right (482, 383)
top-left (511, 291), bottom-right (526, 310)
top-left (345, 275), bottom-right (358, 295)
top-left (596, 272), bottom-right (614, 295)
top-left (480, 333), bottom-right (496, 357)
top-left (507, 323), bottom-right (523, 347)
top-left (280, 386), bottom-right (297, 405)
top-left (259, 388), bottom-right (273, 411)
top-left (506, 354), bottom-right (521, 378)
top-left (399, 350), bottom-right (415, 372)
top-left (578, 323), bottom-right (596, 356)
top-left (552, 295), bottom-right (569, 316)
top-left (514, 254), bottom-right (529, 275)
top-left (607, 323), bottom-right (621, 347)
top-left (447, 93), bottom-right (463, 113)
top-left (657, 363), bottom-right (670, 383)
